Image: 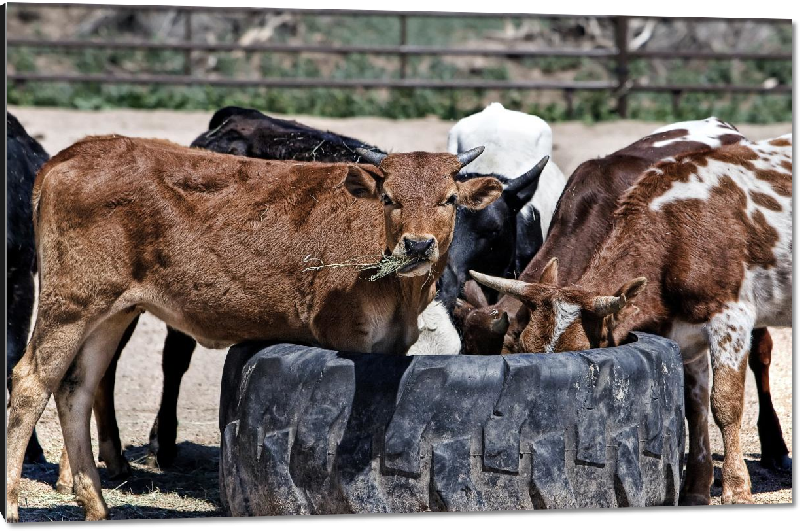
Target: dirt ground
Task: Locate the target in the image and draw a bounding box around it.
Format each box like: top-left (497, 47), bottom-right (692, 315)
top-left (7, 107), bottom-right (793, 520)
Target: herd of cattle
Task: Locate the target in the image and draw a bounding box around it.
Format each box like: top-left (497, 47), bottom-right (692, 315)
top-left (5, 103), bottom-right (792, 520)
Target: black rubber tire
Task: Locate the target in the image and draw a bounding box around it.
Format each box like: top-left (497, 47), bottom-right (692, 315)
top-left (218, 333), bottom-right (684, 515)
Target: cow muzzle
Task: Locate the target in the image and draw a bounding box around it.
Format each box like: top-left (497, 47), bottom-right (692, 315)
top-left (393, 235), bottom-right (438, 277)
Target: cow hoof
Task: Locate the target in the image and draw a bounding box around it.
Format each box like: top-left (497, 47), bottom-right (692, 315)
top-left (106, 460), bottom-right (131, 481)
top-left (761, 454), bottom-right (792, 472)
top-left (6, 507), bottom-right (19, 523)
top-left (145, 446), bottom-right (177, 469)
top-left (721, 490), bottom-right (754, 504)
top-left (678, 493), bottom-right (711, 506)
top-left (157, 446), bottom-right (178, 468)
top-left (55, 480), bottom-right (74, 495)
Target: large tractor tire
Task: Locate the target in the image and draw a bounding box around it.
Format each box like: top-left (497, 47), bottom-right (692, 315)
top-left (218, 333), bottom-right (684, 515)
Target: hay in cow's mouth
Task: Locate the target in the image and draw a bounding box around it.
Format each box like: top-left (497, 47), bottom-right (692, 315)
top-left (302, 254), bottom-right (422, 281)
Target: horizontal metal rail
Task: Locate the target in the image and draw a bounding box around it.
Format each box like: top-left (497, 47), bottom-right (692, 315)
top-left (7, 72), bottom-right (791, 95)
top-left (5, 72), bottom-right (616, 90)
top-left (13, 3), bottom-right (793, 23)
top-left (5, 38), bottom-right (618, 58)
top-left (7, 38), bottom-right (792, 61)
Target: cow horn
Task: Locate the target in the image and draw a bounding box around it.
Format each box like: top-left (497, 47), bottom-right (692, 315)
top-left (356, 148), bottom-right (387, 167)
top-left (593, 296), bottom-right (624, 316)
top-left (505, 155), bottom-right (549, 195)
top-left (469, 270), bottom-right (529, 297)
top-left (456, 146), bottom-right (485, 167)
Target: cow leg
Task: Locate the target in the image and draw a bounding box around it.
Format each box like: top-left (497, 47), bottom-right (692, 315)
top-left (147, 327), bottom-right (196, 468)
top-left (6, 314), bottom-right (92, 522)
top-left (56, 446), bottom-right (74, 494)
top-left (6, 268), bottom-right (46, 464)
top-left (679, 352), bottom-right (713, 505)
top-left (92, 316), bottom-right (139, 479)
top-left (56, 317), bottom-right (139, 492)
top-left (54, 311), bottom-right (137, 521)
top-left (748, 328), bottom-right (791, 471)
top-left (707, 305), bottom-right (754, 504)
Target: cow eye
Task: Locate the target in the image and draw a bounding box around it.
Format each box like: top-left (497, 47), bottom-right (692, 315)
top-left (443, 194), bottom-right (457, 206)
top-left (382, 194), bottom-right (395, 206)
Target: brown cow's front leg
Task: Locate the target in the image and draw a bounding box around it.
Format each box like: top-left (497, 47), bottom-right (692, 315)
top-left (146, 327), bottom-right (196, 468)
top-left (679, 353), bottom-right (713, 505)
top-left (748, 328), bottom-right (791, 471)
top-left (707, 307), bottom-right (754, 504)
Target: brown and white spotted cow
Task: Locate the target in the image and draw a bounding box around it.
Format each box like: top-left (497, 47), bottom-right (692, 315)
top-left (471, 134), bottom-right (792, 505)
top-left (458, 118), bottom-right (790, 471)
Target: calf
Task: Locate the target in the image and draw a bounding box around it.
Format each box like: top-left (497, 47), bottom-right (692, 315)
top-left (6, 113), bottom-right (49, 465)
top-left (6, 137), bottom-right (500, 521)
top-left (444, 102), bottom-right (567, 293)
top-left (90, 108), bottom-right (462, 474)
top-left (459, 119), bottom-right (790, 471)
top-left (471, 134), bottom-right (792, 504)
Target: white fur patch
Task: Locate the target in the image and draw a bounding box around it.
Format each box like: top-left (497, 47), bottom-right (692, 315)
top-left (706, 303), bottom-right (756, 370)
top-left (406, 301), bottom-right (461, 355)
top-left (650, 117), bottom-right (743, 148)
top-left (546, 300), bottom-right (581, 353)
top-left (649, 138), bottom-right (792, 222)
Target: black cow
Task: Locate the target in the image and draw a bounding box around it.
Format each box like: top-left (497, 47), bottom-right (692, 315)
top-left (436, 156), bottom-right (548, 313)
top-left (6, 112), bottom-right (49, 464)
top-left (191, 105), bottom-right (381, 160)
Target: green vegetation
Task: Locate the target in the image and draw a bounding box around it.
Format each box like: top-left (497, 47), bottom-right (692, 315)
top-left (6, 12), bottom-right (792, 123)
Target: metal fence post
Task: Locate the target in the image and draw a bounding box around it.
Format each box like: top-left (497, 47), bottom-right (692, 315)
top-left (183, 9), bottom-right (193, 76)
top-left (564, 88), bottom-right (574, 119)
top-left (671, 90), bottom-right (682, 117)
top-left (399, 15), bottom-right (408, 79)
top-left (614, 16), bottom-right (629, 118)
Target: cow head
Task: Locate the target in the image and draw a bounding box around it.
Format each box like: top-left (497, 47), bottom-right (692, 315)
top-left (191, 107), bottom-right (266, 156)
top-left (470, 258), bottom-right (647, 353)
top-left (452, 280), bottom-right (509, 355)
top-left (437, 156), bottom-right (549, 310)
top-left (346, 148), bottom-right (502, 278)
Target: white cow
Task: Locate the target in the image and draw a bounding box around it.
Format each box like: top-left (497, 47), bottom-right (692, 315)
top-left (447, 102), bottom-right (567, 240)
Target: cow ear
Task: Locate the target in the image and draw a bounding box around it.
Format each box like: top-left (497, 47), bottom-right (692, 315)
top-left (345, 165), bottom-right (383, 199)
top-left (456, 177), bottom-right (503, 210)
top-left (461, 279), bottom-right (489, 308)
top-left (539, 257), bottom-right (558, 285)
top-left (452, 298), bottom-right (474, 329)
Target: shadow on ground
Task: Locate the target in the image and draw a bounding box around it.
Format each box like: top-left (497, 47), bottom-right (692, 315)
top-left (19, 442), bottom-right (223, 521)
top-left (709, 453), bottom-right (792, 499)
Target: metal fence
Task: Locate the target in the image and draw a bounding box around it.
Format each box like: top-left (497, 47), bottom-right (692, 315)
top-left (7, 3), bottom-right (792, 117)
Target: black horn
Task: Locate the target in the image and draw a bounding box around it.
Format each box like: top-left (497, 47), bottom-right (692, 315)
top-left (356, 148), bottom-right (387, 167)
top-left (505, 155), bottom-right (549, 195)
top-left (456, 146), bottom-right (485, 167)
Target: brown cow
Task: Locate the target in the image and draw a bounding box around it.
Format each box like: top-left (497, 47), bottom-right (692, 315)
top-left (5, 136), bottom-right (501, 521)
top-left (470, 134), bottom-right (792, 505)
